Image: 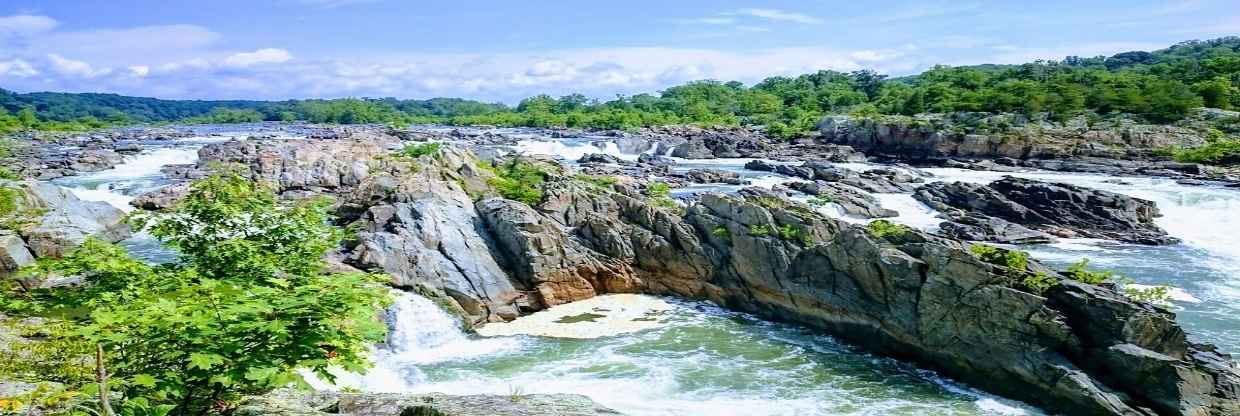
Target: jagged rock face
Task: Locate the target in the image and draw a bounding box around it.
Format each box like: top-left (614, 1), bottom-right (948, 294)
top-left (524, 178), bottom-right (1238, 415)
top-left (680, 168), bottom-right (746, 185)
top-left (914, 176), bottom-right (1179, 245)
top-left (477, 198), bottom-right (640, 307)
top-left (343, 148), bottom-right (527, 323)
top-left (197, 136), bottom-right (396, 192)
top-left (766, 161), bottom-right (923, 193)
top-left (4, 181), bottom-right (131, 260)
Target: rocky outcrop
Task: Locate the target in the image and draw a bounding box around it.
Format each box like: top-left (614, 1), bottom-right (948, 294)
top-left (197, 136), bottom-right (396, 193)
top-left (788, 181), bottom-right (897, 218)
top-left (477, 198), bottom-right (640, 307)
top-left (1, 181), bottom-right (130, 263)
top-left (342, 148), bottom-right (528, 323)
top-left (236, 390), bottom-right (621, 416)
top-left (679, 168), bottom-right (746, 185)
top-left (818, 114), bottom-right (1208, 161)
top-left (914, 177), bottom-right (1178, 245)
top-left (130, 182), bottom-right (191, 211)
top-left (500, 175), bottom-right (1239, 415)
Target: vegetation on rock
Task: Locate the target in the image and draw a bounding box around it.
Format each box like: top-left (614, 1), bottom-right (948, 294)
top-left (482, 159), bottom-right (549, 206)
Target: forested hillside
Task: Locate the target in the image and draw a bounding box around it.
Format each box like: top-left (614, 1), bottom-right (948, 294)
top-left (2, 37), bottom-right (1238, 137)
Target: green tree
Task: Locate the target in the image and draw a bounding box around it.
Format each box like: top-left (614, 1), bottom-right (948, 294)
top-left (11, 171), bottom-right (392, 415)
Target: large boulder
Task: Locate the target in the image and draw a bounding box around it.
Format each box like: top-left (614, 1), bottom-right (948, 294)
top-left (7, 181), bottom-right (131, 258)
top-left (788, 181), bottom-right (897, 218)
top-left (477, 197), bottom-right (640, 307)
top-left (914, 176), bottom-right (1178, 245)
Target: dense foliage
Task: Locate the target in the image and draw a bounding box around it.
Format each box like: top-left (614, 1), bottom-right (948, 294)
top-left (0, 172), bottom-right (391, 415)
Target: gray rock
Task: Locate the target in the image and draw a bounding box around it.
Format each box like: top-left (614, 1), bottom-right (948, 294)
top-left (788, 181), bottom-right (897, 218)
top-left (8, 181), bottom-right (131, 258)
top-left (130, 182), bottom-right (191, 211)
top-left (0, 231), bottom-right (35, 274)
top-left (914, 176), bottom-right (1179, 245)
top-left (236, 390), bottom-right (622, 416)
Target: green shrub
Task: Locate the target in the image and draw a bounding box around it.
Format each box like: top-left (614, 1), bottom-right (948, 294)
top-left (7, 171), bottom-right (392, 416)
top-left (807, 195), bottom-right (833, 206)
top-left (1065, 259), bottom-right (1115, 285)
top-left (711, 226), bottom-right (731, 241)
top-left (748, 224), bottom-right (771, 237)
top-left (969, 244), bottom-right (1059, 294)
top-left (573, 174), bottom-right (617, 191)
top-left (866, 220), bottom-right (912, 239)
top-left (485, 159), bottom-right (548, 206)
top-left (398, 142), bottom-right (442, 158)
top-left (1172, 138), bottom-right (1240, 165)
top-left (646, 182), bottom-right (671, 198)
top-left (1124, 285), bottom-right (1172, 304)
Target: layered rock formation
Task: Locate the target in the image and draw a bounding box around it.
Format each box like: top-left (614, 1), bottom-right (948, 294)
top-left (913, 177), bottom-right (1179, 245)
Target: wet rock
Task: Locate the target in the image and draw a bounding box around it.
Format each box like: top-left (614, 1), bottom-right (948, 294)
top-left (636, 153), bottom-right (675, 167)
top-left (68, 149), bottom-right (123, 173)
top-left (577, 153), bottom-right (627, 164)
top-left (914, 177), bottom-right (1178, 245)
top-left (236, 390), bottom-right (622, 416)
top-left (680, 168), bottom-right (746, 185)
top-left (788, 181), bottom-right (897, 218)
top-left (670, 140), bottom-right (714, 159)
top-left (130, 182), bottom-right (191, 211)
top-left (936, 213), bottom-right (1056, 244)
top-left (743, 159), bottom-right (775, 172)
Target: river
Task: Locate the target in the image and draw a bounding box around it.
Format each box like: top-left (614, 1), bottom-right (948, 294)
top-left (48, 125), bottom-right (1239, 415)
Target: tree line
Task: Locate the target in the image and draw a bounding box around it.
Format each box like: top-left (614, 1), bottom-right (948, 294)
top-left (3, 37), bottom-right (1239, 138)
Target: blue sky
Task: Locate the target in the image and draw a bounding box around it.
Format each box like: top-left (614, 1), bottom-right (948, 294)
top-left (1, 0), bottom-right (1237, 103)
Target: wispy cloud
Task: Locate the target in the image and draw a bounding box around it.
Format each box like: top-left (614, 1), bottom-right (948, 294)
top-left (726, 8), bottom-right (822, 24)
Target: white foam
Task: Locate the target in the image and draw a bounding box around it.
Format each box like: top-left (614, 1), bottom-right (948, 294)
top-left (514, 139), bottom-right (640, 162)
top-left (476, 294), bottom-right (672, 339)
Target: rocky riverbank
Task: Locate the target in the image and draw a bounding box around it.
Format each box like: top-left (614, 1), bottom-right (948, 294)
top-left (4, 122), bottom-right (1240, 415)
top-left (133, 132), bottom-right (1235, 415)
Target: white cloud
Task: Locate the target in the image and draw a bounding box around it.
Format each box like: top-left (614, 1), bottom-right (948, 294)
top-left (0, 15), bottom-right (58, 37)
top-left (0, 59), bottom-right (38, 77)
top-left (47, 54), bottom-right (107, 78)
top-left (728, 8), bottom-right (822, 24)
top-left (222, 48), bottom-right (293, 67)
top-left (14, 24), bottom-right (221, 66)
top-left (128, 65), bottom-right (150, 77)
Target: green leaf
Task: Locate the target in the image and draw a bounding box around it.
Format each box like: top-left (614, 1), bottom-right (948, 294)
top-left (244, 367), bottom-right (280, 381)
top-left (131, 374), bottom-right (157, 388)
top-left (187, 353), bottom-right (223, 370)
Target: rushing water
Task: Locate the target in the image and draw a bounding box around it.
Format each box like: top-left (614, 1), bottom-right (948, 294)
top-left (52, 126), bottom-right (1240, 415)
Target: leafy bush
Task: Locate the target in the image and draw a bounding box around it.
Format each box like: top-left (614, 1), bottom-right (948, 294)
top-left (1065, 259), bottom-right (1115, 285)
top-left (397, 142), bottom-right (442, 159)
top-left (8, 171), bottom-right (392, 415)
top-left (645, 182), bottom-right (680, 211)
top-left (484, 159), bottom-right (549, 206)
top-left (866, 220), bottom-right (912, 239)
top-left (807, 195), bottom-right (834, 206)
top-left (573, 174), bottom-right (617, 191)
top-left (969, 244), bottom-right (1059, 294)
top-left (748, 224), bottom-right (771, 237)
top-left (1124, 285), bottom-right (1173, 304)
top-left (1172, 138), bottom-right (1240, 165)
top-left (711, 226), bottom-right (731, 241)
